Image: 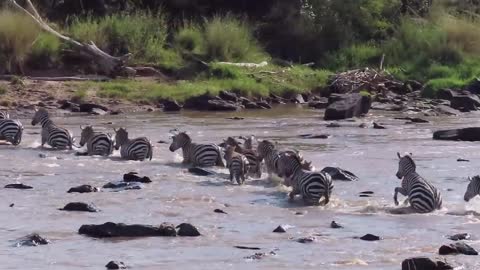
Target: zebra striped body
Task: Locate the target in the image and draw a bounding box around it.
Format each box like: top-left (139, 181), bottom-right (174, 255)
top-left (224, 137), bottom-right (261, 178)
top-left (114, 128), bottom-right (153, 161)
top-left (395, 153), bottom-right (442, 213)
top-left (242, 135), bottom-right (256, 150)
top-left (276, 151), bottom-right (333, 205)
top-left (257, 140), bottom-right (280, 177)
top-left (31, 108), bottom-right (73, 149)
top-left (0, 111), bottom-right (9, 120)
top-left (79, 125), bottom-right (114, 156)
top-left (0, 119), bottom-right (23, 145)
top-left (464, 175), bottom-right (480, 202)
top-left (170, 132), bottom-right (224, 167)
top-left (224, 145), bottom-right (249, 185)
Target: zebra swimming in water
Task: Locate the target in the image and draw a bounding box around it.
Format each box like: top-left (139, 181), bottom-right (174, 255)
top-left (114, 127), bottom-right (153, 161)
top-left (0, 111), bottom-right (9, 119)
top-left (0, 119), bottom-right (23, 145)
top-left (464, 175), bottom-right (480, 202)
top-left (224, 136), bottom-right (261, 178)
top-left (276, 151), bottom-right (333, 205)
top-left (394, 152), bottom-right (443, 213)
top-left (31, 108), bottom-right (74, 150)
top-left (224, 144), bottom-right (249, 185)
top-left (257, 140), bottom-right (280, 177)
top-left (79, 125), bottom-right (114, 156)
top-left (169, 131), bottom-right (224, 167)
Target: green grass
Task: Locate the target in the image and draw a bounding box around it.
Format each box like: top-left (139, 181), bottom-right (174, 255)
top-left (75, 64), bottom-right (330, 102)
top-left (0, 9), bottom-right (40, 73)
top-left (173, 22), bottom-right (205, 54)
top-left (28, 33), bottom-right (61, 68)
top-left (422, 77), bottom-right (467, 98)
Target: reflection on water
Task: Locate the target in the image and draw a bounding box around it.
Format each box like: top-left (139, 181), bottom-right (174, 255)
top-left (1, 105), bottom-right (479, 270)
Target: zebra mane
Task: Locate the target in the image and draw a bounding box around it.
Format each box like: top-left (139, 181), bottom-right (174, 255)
top-left (402, 154), bottom-right (416, 170)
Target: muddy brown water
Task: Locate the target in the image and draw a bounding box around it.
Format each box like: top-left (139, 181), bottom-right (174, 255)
top-left (1, 105), bottom-right (479, 269)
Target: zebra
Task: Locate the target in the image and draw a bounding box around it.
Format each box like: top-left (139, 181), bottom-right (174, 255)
top-left (169, 131), bottom-right (224, 167)
top-left (276, 151), bottom-right (333, 205)
top-left (0, 119), bottom-right (23, 145)
top-left (114, 127), bottom-right (153, 161)
top-left (394, 152), bottom-right (443, 213)
top-left (224, 136), bottom-right (261, 178)
top-left (240, 135), bottom-right (256, 150)
top-left (224, 144), bottom-right (249, 185)
top-left (464, 175), bottom-right (480, 202)
top-left (79, 125), bottom-right (114, 156)
top-left (0, 111), bottom-right (9, 119)
top-left (31, 108), bottom-right (74, 149)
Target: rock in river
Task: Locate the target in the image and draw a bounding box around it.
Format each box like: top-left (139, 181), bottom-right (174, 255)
top-left (359, 234), bottom-right (381, 241)
top-left (15, 234), bottom-right (49, 247)
top-left (330, 221), bottom-right (343, 229)
top-left (273, 225), bottom-right (287, 233)
top-left (324, 93), bottom-right (371, 120)
top-left (321, 167), bottom-right (359, 181)
top-left (401, 257), bottom-right (453, 270)
top-left (433, 127), bottom-right (480, 141)
top-left (448, 233), bottom-right (471, 241)
top-left (439, 242), bottom-right (478, 255)
top-left (67, 184), bottom-right (99, 193)
top-left (79, 222), bottom-right (177, 238)
top-left (163, 99), bottom-right (182, 112)
top-left (5, 183), bottom-right (33, 189)
top-left (102, 181), bottom-right (143, 191)
top-left (105, 261), bottom-right (126, 269)
top-left (60, 202), bottom-right (99, 212)
top-left (123, 172), bottom-right (152, 183)
top-left (176, 223), bottom-right (201, 237)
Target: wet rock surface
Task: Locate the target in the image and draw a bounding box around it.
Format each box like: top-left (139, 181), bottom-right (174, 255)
top-left (439, 242), bottom-right (478, 255)
top-left (102, 181), bottom-right (143, 191)
top-left (15, 234), bottom-right (49, 247)
top-left (79, 222), bottom-right (177, 238)
top-left (273, 225), bottom-right (287, 233)
top-left (359, 234), bottom-right (381, 241)
top-left (324, 93), bottom-right (371, 120)
top-left (433, 127), bottom-right (480, 141)
top-left (176, 223), bottom-right (201, 237)
top-left (4, 183), bottom-right (33, 189)
top-left (163, 99), bottom-right (182, 112)
top-left (448, 233), bottom-right (471, 241)
top-left (123, 172), bottom-right (152, 183)
top-left (105, 261), bottom-right (126, 269)
top-left (330, 221), bottom-right (343, 229)
top-left (67, 184), bottom-right (99, 193)
top-left (60, 202), bottom-right (99, 212)
top-left (401, 257), bottom-right (453, 270)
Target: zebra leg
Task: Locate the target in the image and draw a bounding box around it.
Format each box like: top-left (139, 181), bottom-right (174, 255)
top-left (394, 187), bottom-right (408, 206)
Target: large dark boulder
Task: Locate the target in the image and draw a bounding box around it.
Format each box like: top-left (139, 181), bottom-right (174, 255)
top-left (183, 93), bottom-right (239, 111)
top-left (219, 90), bottom-right (238, 102)
top-left (176, 223), bottom-right (201, 236)
top-left (401, 257), bottom-right (453, 270)
top-left (439, 242), bottom-right (478, 255)
top-left (60, 202), bottom-right (99, 212)
top-left (466, 77), bottom-right (480, 95)
top-left (324, 93), bottom-right (371, 120)
top-left (79, 222), bottom-right (177, 238)
top-left (433, 127), bottom-right (480, 141)
top-left (436, 89), bottom-right (480, 111)
top-left (163, 99), bottom-right (182, 112)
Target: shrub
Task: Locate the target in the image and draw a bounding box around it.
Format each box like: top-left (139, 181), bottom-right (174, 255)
top-left (204, 15), bottom-right (265, 62)
top-left (28, 33), bottom-right (61, 68)
top-left (0, 9), bottom-right (40, 73)
top-left (422, 78), bottom-right (466, 98)
top-left (325, 44), bottom-right (382, 70)
top-left (173, 22), bottom-right (204, 54)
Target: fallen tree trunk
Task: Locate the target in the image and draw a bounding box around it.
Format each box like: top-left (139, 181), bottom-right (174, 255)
top-left (8, 0), bottom-right (136, 78)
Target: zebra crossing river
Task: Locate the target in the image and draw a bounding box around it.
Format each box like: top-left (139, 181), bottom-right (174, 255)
top-left (0, 106), bottom-right (479, 269)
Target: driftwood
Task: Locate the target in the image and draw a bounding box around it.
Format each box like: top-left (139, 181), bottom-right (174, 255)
top-left (216, 61), bottom-right (268, 68)
top-left (7, 0), bottom-right (136, 78)
top-left (328, 68), bottom-right (403, 94)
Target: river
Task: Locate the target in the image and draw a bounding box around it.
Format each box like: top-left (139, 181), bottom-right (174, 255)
top-left (0, 105), bottom-right (479, 269)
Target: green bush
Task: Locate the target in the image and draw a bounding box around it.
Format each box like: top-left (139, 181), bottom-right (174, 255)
top-left (173, 23), bottom-right (204, 54)
top-left (28, 33), bottom-right (61, 68)
top-left (325, 44), bottom-right (382, 70)
top-left (422, 78), bottom-right (466, 98)
top-left (204, 15), bottom-right (265, 62)
top-left (0, 9), bottom-right (40, 73)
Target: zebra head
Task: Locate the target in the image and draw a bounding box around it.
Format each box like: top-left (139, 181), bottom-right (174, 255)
top-left (223, 144), bottom-right (236, 162)
top-left (79, 125), bottom-right (94, 147)
top-left (169, 132), bottom-right (191, 152)
top-left (114, 127), bottom-right (129, 150)
top-left (276, 151), bottom-right (302, 178)
top-left (464, 175), bottom-right (480, 202)
top-left (396, 152), bottom-right (415, 179)
top-left (257, 140), bottom-right (276, 159)
top-left (240, 135), bottom-right (256, 150)
top-left (31, 108), bottom-right (48, 126)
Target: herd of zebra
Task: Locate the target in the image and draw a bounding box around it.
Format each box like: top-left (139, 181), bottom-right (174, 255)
top-left (1, 109), bottom-right (480, 213)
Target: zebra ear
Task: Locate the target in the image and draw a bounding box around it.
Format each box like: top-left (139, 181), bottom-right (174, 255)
top-left (113, 128), bottom-right (118, 132)
top-left (468, 176), bottom-right (472, 181)
top-left (397, 152), bottom-right (401, 159)
top-left (409, 152), bottom-right (413, 156)
top-left (80, 125), bottom-right (84, 130)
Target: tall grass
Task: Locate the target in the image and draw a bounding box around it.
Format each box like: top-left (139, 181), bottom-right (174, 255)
top-left (0, 9), bottom-right (40, 73)
top-left (28, 33), bottom-right (61, 68)
top-left (173, 22), bottom-right (205, 54)
top-left (203, 15), bottom-right (265, 62)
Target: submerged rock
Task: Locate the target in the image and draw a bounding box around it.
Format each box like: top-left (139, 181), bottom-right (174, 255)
top-left (330, 221), bottom-right (343, 229)
top-left (298, 134), bottom-right (330, 139)
top-left (15, 234), bottom-right (49, 247)
top-left (439, 242), bottom-right (478, 255)
top-left (359, 234), bottom-right (381, 241)
top-left (188, 167), bottom-right (215, 176)
top-left (321, 167), bottom-right (359, 181)
top-left (67, 184), bottom-right (99, 193)
top-left (448, 233), bottom-right (471, 241)
top-left (324, 93), bottom-right (371, 120)
top-left (234, 246), bottom-right (261, 250)
top-left (79, 222), bottom-right (177, 238)
top-left (457, 158), bottom-right (470, 162)
top-left (373, 122), bottom-right (386, 129)
top-left (296, 236), bottom-right (316, 243)
top-left (60, 202), bottom-right (98, 212)
top-left (273, 225), bottom-right (287, 233)
top-left (401, 257), bottom-right (453, 270)
top-left (105, 261), bottom-right (127, 269)
top-left (123, 172), bottom-right (152, 183)
top-left (176, 223), bottom-right (201, 237)
top-left (214, 209), bottom-right (227, 214)
top-left (433, 127), bottom-right (480, 141)
top-left (5, 183), bottom-right (33, 189)
top-left (102, 181), bottom-right (143, 191)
